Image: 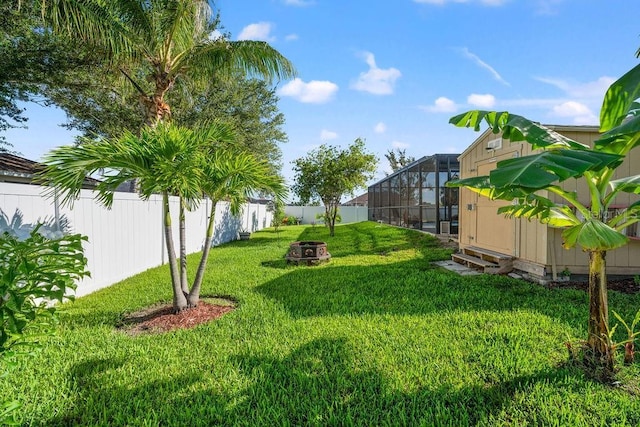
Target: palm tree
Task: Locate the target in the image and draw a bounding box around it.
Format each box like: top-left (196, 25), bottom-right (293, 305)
top-left (42, 0), bottom-right (295, 126)
top-left (41, 122), bottom-right (286, 312)
top-left (447, 62), bottom-right (640, 377)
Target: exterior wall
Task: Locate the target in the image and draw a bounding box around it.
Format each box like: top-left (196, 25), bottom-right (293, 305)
top-left (0, 182), bottom-right (273, 296)
top-left (458, 126), bottom-right (640, 277)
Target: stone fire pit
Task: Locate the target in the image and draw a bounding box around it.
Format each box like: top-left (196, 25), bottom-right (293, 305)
top-left (286, 241), bottom-right (331, 265)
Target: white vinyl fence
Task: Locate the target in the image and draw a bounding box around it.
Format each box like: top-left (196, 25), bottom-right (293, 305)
top-left (284, 205), bottom-right (368, 225)
top-left (0, 182), bottom-right (272, 296)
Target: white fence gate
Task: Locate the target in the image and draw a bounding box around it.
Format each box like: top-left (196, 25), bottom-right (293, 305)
top-left (0, 182), bottom-right (272, 296)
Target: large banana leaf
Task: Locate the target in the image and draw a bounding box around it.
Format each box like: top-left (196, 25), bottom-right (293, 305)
top-left (608, 174), bottom-right (640, 195)
top-left (497, 195), bottom-right (579, 228)
top-left (599, 62), bottom-right (640, 132)
top-left (445, 176), bottom-right (533, 200)
top-left (595, 114), bottom-right (640, 154)
top-left (489, 150), bottom-right (623, 189)
top-left (449, 111), bottom-right (588, 149)
top-left (562, 218), bottom-right (628, 250)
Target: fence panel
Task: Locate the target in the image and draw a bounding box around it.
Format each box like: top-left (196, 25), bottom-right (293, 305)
top-left (284, 206), bottom-right (368, 225)
top-left (0, 182), bottom-right (272, 296)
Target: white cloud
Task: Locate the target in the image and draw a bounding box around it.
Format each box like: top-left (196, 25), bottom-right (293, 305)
top-left (278, 78), bottom-right (339, 104)
top-left (534, 0), bottom-right (564, 15)
top-left (374, 122), bottom-right (387, 133)
top-left (459, 47), bottom-right (510, 86)
top-left (283, 0), bottom-right (314, 5)
top-left (208, 30), bottom-right (223, 41)
top-left (237, 22), bottom-right (276, 42)
top-left (421, 97), bottom-right (458, 113)
top-left (351, 52), bottom-right (401, 95)
top-left (413, 0), bottom-right (507, 6)
top-left (392, 141), bottom-right (410, 149)
top-left (551, 101), bottom-right (597, 125)
top-left (285, 34), bottom-right (299, 41)
top-left (320, 129), bottom-right (338, 141)
top-left (535, 76), bottom-right (614, 99)
top-left (467, 93), bottom-right (496, 108)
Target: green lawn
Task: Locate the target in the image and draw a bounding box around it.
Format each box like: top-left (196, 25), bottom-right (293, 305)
top-left (3, 222), bottom-right (640, 426)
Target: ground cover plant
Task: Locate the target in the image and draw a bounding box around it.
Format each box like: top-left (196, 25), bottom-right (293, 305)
top-left (1, 222), bottom-right (640, 425)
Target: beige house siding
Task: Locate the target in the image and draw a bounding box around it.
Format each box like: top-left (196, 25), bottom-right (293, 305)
top-left (458, 125), bottom-right (640, 277)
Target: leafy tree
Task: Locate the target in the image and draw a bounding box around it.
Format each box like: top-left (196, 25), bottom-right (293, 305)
top-left (0, 0), bottom-right (97, 150)
top-left (41, 0), bottom-right (296, 127)
top-left (292, 138), bottom-right (377, 236)
top-left (268, 199), bottom-right (286, 232)
top-left (42, 122), bottom-right (285, 312)
top-left (174, 77), bottom-right (288, 174)
top-left (447, 63), bottom-right (640, 377)
top-left (385, 148), bottom-right (415, 174)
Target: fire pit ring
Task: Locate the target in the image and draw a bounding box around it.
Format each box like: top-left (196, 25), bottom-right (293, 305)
top-left (286, 241), bottom-right (331, 265)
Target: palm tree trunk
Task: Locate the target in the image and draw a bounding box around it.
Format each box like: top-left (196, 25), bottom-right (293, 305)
top-left (163, 192), bottom-right (187, 312)
top-left (188, 199), bottom-right (218, 307)
top-left (179, 197), bottom-right (189, 296)
top-left (586, 249), bottom-right (614, 374)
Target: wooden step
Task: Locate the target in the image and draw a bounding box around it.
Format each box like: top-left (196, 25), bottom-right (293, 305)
top-left (463, 246), bottom-right (513, 262)
top-left (451, 253), bottom-right (502, 274)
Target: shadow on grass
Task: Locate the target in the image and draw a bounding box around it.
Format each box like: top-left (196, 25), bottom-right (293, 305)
top-left (255, 258), bottom-right (594, 329)
top-left (292, 223), bottom-right (445, 259)
top-left (43, 338), bottom-right (590, 426)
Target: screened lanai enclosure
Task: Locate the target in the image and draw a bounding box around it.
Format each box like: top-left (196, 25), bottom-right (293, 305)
top-left (367, 154), bottom-right (460, 234)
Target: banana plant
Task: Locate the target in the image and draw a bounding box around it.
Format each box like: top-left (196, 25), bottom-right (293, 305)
top-left (447, 63), bottom-right (640, 375)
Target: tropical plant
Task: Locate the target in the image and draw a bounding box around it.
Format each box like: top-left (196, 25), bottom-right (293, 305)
top-left (40, 0), bottom-right (296, 127)
top-left (268, 199), bottom-right (286, 232)
top-left (0, 225), bottom-right (88, 424)
top-left (292, 138), bottom-right (377, 237)
top-left (447, 62), bottom-right (640, 377)
top-left (41, 122), bottom-right (285, 312)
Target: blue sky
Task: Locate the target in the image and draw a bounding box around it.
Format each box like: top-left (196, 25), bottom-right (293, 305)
top-left (6, 0), bottom-right (640, 197)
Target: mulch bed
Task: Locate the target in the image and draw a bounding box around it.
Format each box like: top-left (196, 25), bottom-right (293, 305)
top-left (118, 300), bottom-right (235, 336)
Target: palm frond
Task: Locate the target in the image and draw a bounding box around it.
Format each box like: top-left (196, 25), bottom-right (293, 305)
top-left (449, 110), bottom-right (588, 150)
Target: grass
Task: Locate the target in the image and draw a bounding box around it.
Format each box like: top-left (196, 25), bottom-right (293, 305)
top-left (3, 222), bottom-right (640, 426)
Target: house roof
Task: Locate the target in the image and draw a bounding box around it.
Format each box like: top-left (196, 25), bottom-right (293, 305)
top-left (342, 193), bottom-right (368, 206)
top-left (0, 152), bottom-right (100, 187)
top-left (368, 153), bottom-right (460, 188)
top-left (457, 124), bottom-right (601, 160)
top-left (0, 152), bottom-right (43, 177)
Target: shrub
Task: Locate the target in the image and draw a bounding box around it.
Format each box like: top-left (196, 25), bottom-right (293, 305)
top-left (0, 226), bottom-right (89, 424)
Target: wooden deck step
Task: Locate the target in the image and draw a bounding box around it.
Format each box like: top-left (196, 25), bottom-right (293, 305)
top-left (451, 253), bottom-right (502, 274)
top-left (463, 246), bottom-right (513, 262)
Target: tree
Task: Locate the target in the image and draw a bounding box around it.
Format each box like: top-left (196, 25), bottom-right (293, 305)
top-left (42, 68), bottom-right (288, 173)
top-left (41, 122), bottom-right (285, 312)
top-left (292, 138), bottom-right (377, 237)
top-left (42, 0), bottom-right (296, 127)
top-left (385, 148), bottom-right (415, 174)
top-left (446, 63), bottom-right (640, 377)
top-left (0, 0), bottom-right (97, 150)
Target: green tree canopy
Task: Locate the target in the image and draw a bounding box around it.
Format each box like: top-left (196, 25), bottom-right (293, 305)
top-left (41, 0), bottom-right (296, 126)
top-left (292, 138), bottom-right (377, 236)
top-left (384, 148), bottom-right (415, 174)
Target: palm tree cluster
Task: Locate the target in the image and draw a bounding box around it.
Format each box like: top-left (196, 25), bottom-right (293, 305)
top-left (29, 0), bottom-right (294, 312)
top-left (42, 123), bottom-right (286, 312)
